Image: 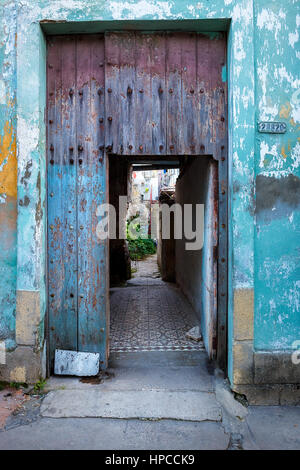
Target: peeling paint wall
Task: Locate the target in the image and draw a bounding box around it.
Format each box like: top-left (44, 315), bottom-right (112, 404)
top-left (0, 0), bottom-right (17, 353)
top-left (0, 0), bottom-right (299, 387)
top-left (254, 0), bottom-right (300, 351)
top-left (176, 157), bottom-right (218, 359)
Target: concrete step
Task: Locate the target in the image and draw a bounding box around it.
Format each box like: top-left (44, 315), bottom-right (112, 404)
top-left (41, 389), bottom-right (222, 422)
top-left (42, 351), bottom-right (218, 422)
top-left (108, 350), bottom-right (207, 368)
top-left (45, 364), bottom-right (214, 393)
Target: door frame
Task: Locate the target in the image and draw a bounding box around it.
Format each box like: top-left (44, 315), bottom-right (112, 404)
top-left (45, 31), bottom-right (228, 373)
top-left (16, 12), bottom-right (256, 384)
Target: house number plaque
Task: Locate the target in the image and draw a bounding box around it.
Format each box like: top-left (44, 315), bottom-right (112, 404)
top-left (258, 122), bottom-right (287, 134)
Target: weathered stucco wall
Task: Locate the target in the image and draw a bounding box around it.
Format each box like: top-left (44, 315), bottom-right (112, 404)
top-left (254, 1), bottom-right (300, 351)
top-left (176, 157), bottom-right (217, 359)
top-left (0, 0), bottom-right (17, 354)
top-left (0, 0), bottom-right (299, 393)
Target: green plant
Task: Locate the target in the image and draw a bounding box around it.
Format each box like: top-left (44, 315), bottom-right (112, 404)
top-left (33, 378), bottom-right (47, 393)
top-left (8, 381), bottom-right (28, 390)
top-left (126, 214), bottom-right (156, 261)
top-left (0, 381), bottom-right (28, 391)
top-left (127, 237), bottom-right (156, 260)
top-left (126, 214), bottom-right (140, 239)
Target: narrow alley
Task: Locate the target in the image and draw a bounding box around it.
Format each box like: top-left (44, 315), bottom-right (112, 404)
top-left (110, 255), bottom-right (204, 353)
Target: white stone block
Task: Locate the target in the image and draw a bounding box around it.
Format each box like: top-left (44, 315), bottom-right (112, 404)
top-left (54, 349), bottom-right (99, 376)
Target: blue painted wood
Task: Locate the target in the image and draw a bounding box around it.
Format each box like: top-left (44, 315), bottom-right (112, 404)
top-left (47, 37), bottom-right (78, 370)
top-left (47, 37), bottom-right (62, 370)
top-left (77, 35), bottom-right (108, 367)
top-left (61, 36), bottom-right (78, 354)
top-left (47, 35), bottom-right (108, 370)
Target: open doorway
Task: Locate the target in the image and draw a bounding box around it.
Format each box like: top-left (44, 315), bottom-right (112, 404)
top-left (108, 155), bottom-right (218, 360)
top-left (46, 31), bottom-right (227, 375)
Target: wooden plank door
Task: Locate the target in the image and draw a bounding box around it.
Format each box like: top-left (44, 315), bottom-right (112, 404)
top-left (47, 31), bottom-right (227, 373)
top-left (104, 32), bottom-right (227, 157)
top-left (47, 35), bottom-right (108, 371)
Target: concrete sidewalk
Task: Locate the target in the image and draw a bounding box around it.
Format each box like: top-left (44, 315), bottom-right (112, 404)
top-left (0, 351), bottom-right (299, 450)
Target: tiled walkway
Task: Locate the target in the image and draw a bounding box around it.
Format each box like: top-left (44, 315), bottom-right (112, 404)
top-left (110, 255), bottom-right (204, 353)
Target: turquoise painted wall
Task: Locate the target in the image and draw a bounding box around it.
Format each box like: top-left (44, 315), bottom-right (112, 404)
top-left (0, 0), bottom-right (299, 380)
top-left (254, 0), bottom-right (300, 350)
top-left (0, 0), bottom-right (17, 352)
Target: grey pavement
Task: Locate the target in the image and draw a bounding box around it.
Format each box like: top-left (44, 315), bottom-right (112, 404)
top-left (0, 350), bottom-right (299, 449)
top-left (0, 417), bottom-right (229, 450)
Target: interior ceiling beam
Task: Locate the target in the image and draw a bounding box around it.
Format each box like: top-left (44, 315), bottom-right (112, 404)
top-left (132, 164), bottom-right (179, 171)
top-left (131, 160), bottom-right (179, 165)
top-left (124, 155), bottom-right (181, 164)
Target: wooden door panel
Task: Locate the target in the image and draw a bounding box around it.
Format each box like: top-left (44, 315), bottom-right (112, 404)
top-left (104, 32), bottom-right (226, 157)
top-left (104, 33), bottom-right (121, 154)
top-left (60, 37), bottom-right (78, 356)
top-left (47, 37), bottom-right (78, 367)
top-left (151, 33), bottom-right (167, 155)
top-left (166, 34), bottom-right (183, 155)
top-left (135, 33), bottom-right (152, 155)
top-left (181, 33), bottom-right (197, 154)
top-left (47, 35), bottom-right (107, 370)
top-left (76, 36), bottom-right (107, 364)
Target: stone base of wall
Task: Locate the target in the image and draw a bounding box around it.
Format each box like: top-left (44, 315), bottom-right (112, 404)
top-left (0, 289), bottom-right (47, 384)
top-left (0, 343), bottom-right (46, 384)
top-left (232, 349), bottom-right (300, 405)
top-left (254, 351), bottom-right (300, 384)
top-left (231, 289), bottom-right (300, 404)
top-left (233, 383), bottom-right (300, 405)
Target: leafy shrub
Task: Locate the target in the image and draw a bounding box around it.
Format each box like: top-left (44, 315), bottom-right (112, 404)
top-left (127, 214), bottom-right (156, 260)
top-left (127, 237), bottom-right (156, 261)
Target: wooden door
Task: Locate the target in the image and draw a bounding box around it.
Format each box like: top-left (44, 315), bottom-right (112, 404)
top-left (47, 35), bottom-right (108, 371)
top-left (47, 31), bottom-right (227, 372)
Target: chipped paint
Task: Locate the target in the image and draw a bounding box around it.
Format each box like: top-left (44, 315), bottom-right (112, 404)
top-left (109, 0), bottom-right (173, 20)
top-left (0, 80), bottom-right (6, 105)
top-left (0, 0), bottom-right (299, 385)
top-left (279, 102), bottom-right (292, 119)
top-left (254, 0), bottom-right (300, 354)
top-left (257, 8), bottom-right (285, 41)
top-left (291, 88), bottom-right (300, 123)
top-left (0, 0), bottom-right (18, 355)
top-left (0, 121), bottom-right (17, 199)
